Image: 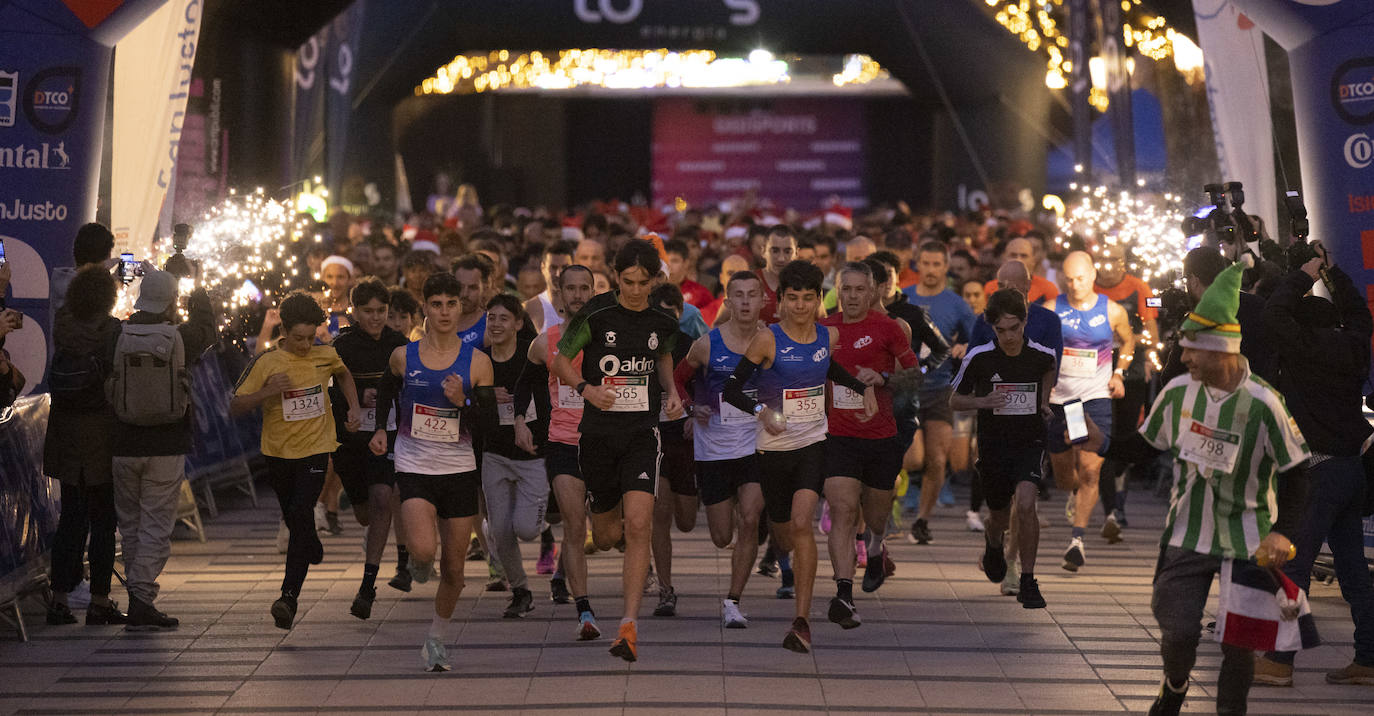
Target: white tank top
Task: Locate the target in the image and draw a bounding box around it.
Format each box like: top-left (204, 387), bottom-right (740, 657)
top-left (539, 291), bottom-right (563, 330)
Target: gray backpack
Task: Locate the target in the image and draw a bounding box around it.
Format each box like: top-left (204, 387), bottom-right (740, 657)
top-left (106, 323), bottom-right (189, 426)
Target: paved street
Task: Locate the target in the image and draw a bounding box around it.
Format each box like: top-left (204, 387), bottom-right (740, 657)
top-left (2, 483), bottom-right (1371, 715)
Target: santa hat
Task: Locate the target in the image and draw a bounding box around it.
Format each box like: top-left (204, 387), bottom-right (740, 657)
top-left (823, 206), bottom-right (853, 230)
top-left (724, 224), bottom-right (749, 241)
top-left (1179, 261), bottom-right (1243, 354)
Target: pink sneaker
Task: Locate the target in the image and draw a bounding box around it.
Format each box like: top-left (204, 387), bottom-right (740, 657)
top-left (856, 539), bottom-right (868, 567)
top-left (536, 543), bottom-right (558, 575)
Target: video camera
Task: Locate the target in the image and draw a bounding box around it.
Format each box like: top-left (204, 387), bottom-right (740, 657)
top-left (163, 223), bottom-right (195, 280)
top-left (1180, 182), bottom-right (1266, 252)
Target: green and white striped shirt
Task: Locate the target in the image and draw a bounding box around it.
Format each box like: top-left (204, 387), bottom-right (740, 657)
top-left (1139, 364), bottom-right (1309, 559)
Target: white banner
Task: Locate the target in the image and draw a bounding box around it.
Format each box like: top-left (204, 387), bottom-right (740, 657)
top-left (1192, 0), bottom-right (1278, 232)
top-left (111, 0), bottom-right (203, 257)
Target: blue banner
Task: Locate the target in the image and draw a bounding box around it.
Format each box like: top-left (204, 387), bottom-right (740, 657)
top-left (185, 350), bottom-right (250, 473)
top-left (0, 394), bottom-right (58, 596)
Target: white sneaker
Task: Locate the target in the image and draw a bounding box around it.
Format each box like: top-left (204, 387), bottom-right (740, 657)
top-left (1000, 558), bottom-right (1021, 596)
top-left (314, 503), bottom-right (329, 533)
top-left (421, 636), bottom-right (451, 672)
top-left (965, 510), bottom-right (985, 532)
top-left (1064, 493), bottom-right (1076, 523)
top-left (643, 568), bottom-right (658, 595)
top-left (1062, 536), bottom-right (1086, 572)
top-left (276, 521), bottom-right (290, 554)
top-left (721, 599), bottom-right (748, 629)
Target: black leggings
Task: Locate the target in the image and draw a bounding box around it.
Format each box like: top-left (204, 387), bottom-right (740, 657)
top-left (50, 482), bottom-right (117, 596)
top-left (266, 454), bottom-right (328, 596)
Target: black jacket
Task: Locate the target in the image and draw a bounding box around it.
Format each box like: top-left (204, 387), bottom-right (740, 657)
top-left (1264, 267), bottom-right (1372, 457)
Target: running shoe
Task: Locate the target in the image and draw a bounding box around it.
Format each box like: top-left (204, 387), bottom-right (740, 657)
top-left (503, 587), bottom-right (535, 618)
top-left (965, 510), bottom-right (985, 532)
top-left (855, 538), bottom-right (867, 567)
top-left (1147, 677), bottom-right (1188, 716)
top-left (1101, 511), bottom-right (1124, 544)
top-left (325, 511), bottom-right (343, 535)
top-left (536, 542), bottom-right (558, 575)
top-left (757, 550), bottom-right (779, 577)
top-left (1062, 537), bottom-right (1086, 572)
top-left (577, 611), bottom-right (601, 640)
top-left (350, 586), bottom-right (375, 620)
top-left (389, 567), bottom-right (413, 593)
top-left (275, 521), bottom-right (290, 554)
top-left (909, 518), bottom-right (932, 545)
top-left (1253, 656), bottom-right (1294, 686)
top-left (408, 557), bottom-right (434, 585)
top-left (861, 548), bottom-right (887, 593)
top-left (938, 482), bottom-right (955, 506)
top-left (1017, 574), bottom-right (1046, 608)
top-left (421, 636), bottom-right (451, 672)
top-left (466, 536), bottom-right (485, 561)
top-left (549, 577), bottom-right (572, 604)
top-left (609, 621), bottom-right (638, 662)
top-left (776, 570), bottom-right (795, 599)
top-left (486, 561), bottom-right (507, 592)
top-left (653, 586), bottom-right (677, 617)
top-left (827, 596), bottom-right (861, 629)
top-left (819, 502), bottom-right (831, 535)
top-left (782, 617), bottom-right (812, 653)
top-left (642, 568), bottom-right (659, 595)
top-left (271, 594), bottom-right (297, 630)
top-left (1000, 559), bottom-right (1021, 596)
top-left (980, 536), bottom-right (1007, 583)
top-left (584, 532), bottom-right (598, 554)
top-left (314, 503), bottom-right (329, 533)
top-left (721, 599), bottom-right (748, 629)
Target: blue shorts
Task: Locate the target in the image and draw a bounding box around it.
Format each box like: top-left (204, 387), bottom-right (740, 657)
top-left (1047, 399), bottom-right (1112, 456)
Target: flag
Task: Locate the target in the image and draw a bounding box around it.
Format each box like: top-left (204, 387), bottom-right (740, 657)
top-left (1215, 558), bottom-right (1320, 652)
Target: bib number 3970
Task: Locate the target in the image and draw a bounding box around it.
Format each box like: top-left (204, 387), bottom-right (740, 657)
top-left (282, 385), bottom-right (325, 422)
top-left (1180, 420), bottom-right (1241, 473)
top-left (783, 385), bottom-right (825, 423)
top-left (992, 382), bottom-right (1037, 416)
top-left (411, 403), bottom-right (462, 442)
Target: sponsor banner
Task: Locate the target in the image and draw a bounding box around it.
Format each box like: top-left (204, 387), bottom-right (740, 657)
top-left (652, 98), bottom-right (866, 210)
top-left (170, 75), bottom-right (228, 225)
top-left (110, 0), bottom-right (204, 256)
top-left (0, 394), bottom-right (60, 597)
top-left (1192, 0), bottom-right (1279, 232)
top-left (324, 1), bottom-right (366, 194)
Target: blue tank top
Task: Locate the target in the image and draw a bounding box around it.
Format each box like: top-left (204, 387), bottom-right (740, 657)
top-left (1050, 293), bottom-right (1114, 402)
top-left (458, 313), bottom-right (486, 348)
top-left (395, 340), bottom-right (477, 474)
top-left (695, 329), bottom-right (759, 461)
top-left (756, 323), bottom-right (829, 451)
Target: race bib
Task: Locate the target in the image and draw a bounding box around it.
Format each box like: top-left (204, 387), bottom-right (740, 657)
top-left (832, 385), bottom-right (865, 410)
top-left (1180, 420), bottom-right (1241, 473)
top-left (555, 381), bottom-right (582, 410)
top-left (1061, 347), bottom-right (1098, 378)
top-left (783, 385), bottom-right (825, 423)
top-left (411, 403), bottom-right (461, 442)
top-left (992, 382), bottom-right (1037, 416)
top-left (498, 399), bottom-right (537, 426)
top-left (281, 385), bottom-right (326, 422)
top-left (359, 407), bottom-right (398, 433)
top-left (719, 389), bottom-right (757, 426)
top-left (604, 375), bottom-right (649, 412)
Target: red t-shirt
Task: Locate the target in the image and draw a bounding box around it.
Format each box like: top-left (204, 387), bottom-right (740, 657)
top-left (679, 279), bottom-right (713, 309)
top-left (701, 296), bottom-right (725, 327)
top-left (985, 274), bottom-right (1059, 303)
top-left (1095, 274), bottom-right (1157, 327)
top-left (821, 311), bottom-right (918, 439)
top-left (760, 276), bottom-right (779, 324)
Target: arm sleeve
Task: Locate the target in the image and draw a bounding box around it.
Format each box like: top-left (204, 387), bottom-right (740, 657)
top-left (374, 369), bottom-right (401, 432)
top-left (915, 308), bottom-right (951, 370)
top-left (827, 359), bottom-right (867, 394)
top-left (471, 385), bottom-right (499, 436)
top-left (722, 357), bottom-right (762, 414)
top-left (673, 358), bottom-right (697, 408)
top-left (556, 308), bottom-right (592, 358)
top-left (514, 360), bottom-right (548, 421)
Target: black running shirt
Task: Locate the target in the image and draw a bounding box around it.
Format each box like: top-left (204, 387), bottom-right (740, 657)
top-left (952, 339), bottom-right (1056, 449)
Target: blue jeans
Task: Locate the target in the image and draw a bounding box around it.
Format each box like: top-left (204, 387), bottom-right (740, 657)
top-left (1266, 455), bottom-right (1374, 667)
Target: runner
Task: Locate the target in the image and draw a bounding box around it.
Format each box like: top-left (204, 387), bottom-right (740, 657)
top-left (328, 278), bottom-right (409, 620)
top-left (716, 225), bottom-right (796, 325)
top-left (1045, 251), bottom-right (1133, 572)
top-left (821, 262), bottom-right (921, 630)
top-left (550, 239), bottom-right (684, 662)
top-left (451, 254), bottom-right (490, 347)
top-left (520, 264), bottom-right (601, 638)
top-left (722, 260), bottom-right (876, 653)
top-left (902, 241), bottom-right (975, 544)
top-left (647, 283), bottom-right (698, 618)
top-left (367, 272), bottom-right (494, 672)
top-left (524, 240), bottom-right (576, 332)
top-left (674, 269), bottom-right (766, 628)
top-left (477, 293), bottom-right (550, 619)
top-left (951, 288), bottom-right (1057, 608)
top-left (231, 292), bottom-right (364, 630)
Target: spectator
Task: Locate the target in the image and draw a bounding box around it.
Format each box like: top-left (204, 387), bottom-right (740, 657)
top-left (50, 223), bottom-right (116, 323)
top-left (44, 265), bottom-right (125, 627)
top-left (108, 270), bottom-right (217, 630)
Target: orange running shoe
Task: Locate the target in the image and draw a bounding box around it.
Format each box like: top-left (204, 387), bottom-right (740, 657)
top-left (609, 620), bottom-right (638, 662)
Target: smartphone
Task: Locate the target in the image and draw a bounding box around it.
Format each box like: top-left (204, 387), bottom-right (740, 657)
top-left (1063, 398), bottom-right (1089, 444)
top-left (120, 252), bottom-right (137, 284)
top-left (1146, 297), bottom-right (1162, 308)
top-left (0, 237), bottom-right (6, 268)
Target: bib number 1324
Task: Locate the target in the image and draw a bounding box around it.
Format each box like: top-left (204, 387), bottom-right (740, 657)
top-left (282, 385), bottom-right (325, 422)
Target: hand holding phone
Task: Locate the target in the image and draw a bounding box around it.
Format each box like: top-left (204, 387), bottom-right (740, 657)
top-left (120, 252), bottom-right (137, 285)
top-left (1063, 399), bottom-right (1089, 444)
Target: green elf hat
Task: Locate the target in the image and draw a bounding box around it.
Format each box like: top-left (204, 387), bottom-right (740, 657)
top-left (1179, 261), bottom-right (1243, 354)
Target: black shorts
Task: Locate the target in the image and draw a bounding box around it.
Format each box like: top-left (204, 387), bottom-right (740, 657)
top-left (396, 471), bottom-right (480, 519)
top-left (758, 441), bottom-right (826, 524)
top-left (917, 385), bottom-right (954, 425)
top-left (544, 441), bottom-right (583, 482)
top-left (659, 437), bottom-right (697, 497)
top-left (579, 428), bottom-right (661, 514)
top-left (824, 434), bottom-right (905, 491)
top-left (976, 448), bottom-right (1044, 512)
top-left (333, 440), bottom-right (395, 506)
top-left (696, 454), bottom-right (760, 506)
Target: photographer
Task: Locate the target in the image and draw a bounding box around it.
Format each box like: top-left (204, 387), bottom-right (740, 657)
top-left (1159, 248), bottom-right (1273, 385)
top-left (1253, 250), bottom-right (1374, 686)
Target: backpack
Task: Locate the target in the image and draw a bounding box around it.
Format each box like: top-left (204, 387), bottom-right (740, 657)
top-left (106, 323), bottom-right (189, 426)
top-left (49, 349), bottom-right (107, 410)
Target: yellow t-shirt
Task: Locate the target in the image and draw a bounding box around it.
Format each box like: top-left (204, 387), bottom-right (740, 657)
top-left (234, 345), bottom-right (345, 459)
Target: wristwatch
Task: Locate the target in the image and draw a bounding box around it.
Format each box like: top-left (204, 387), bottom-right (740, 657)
top-left (576, 381), bottom-right (589, 395)
top-left (752, 403), bottom-right (765, 416)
